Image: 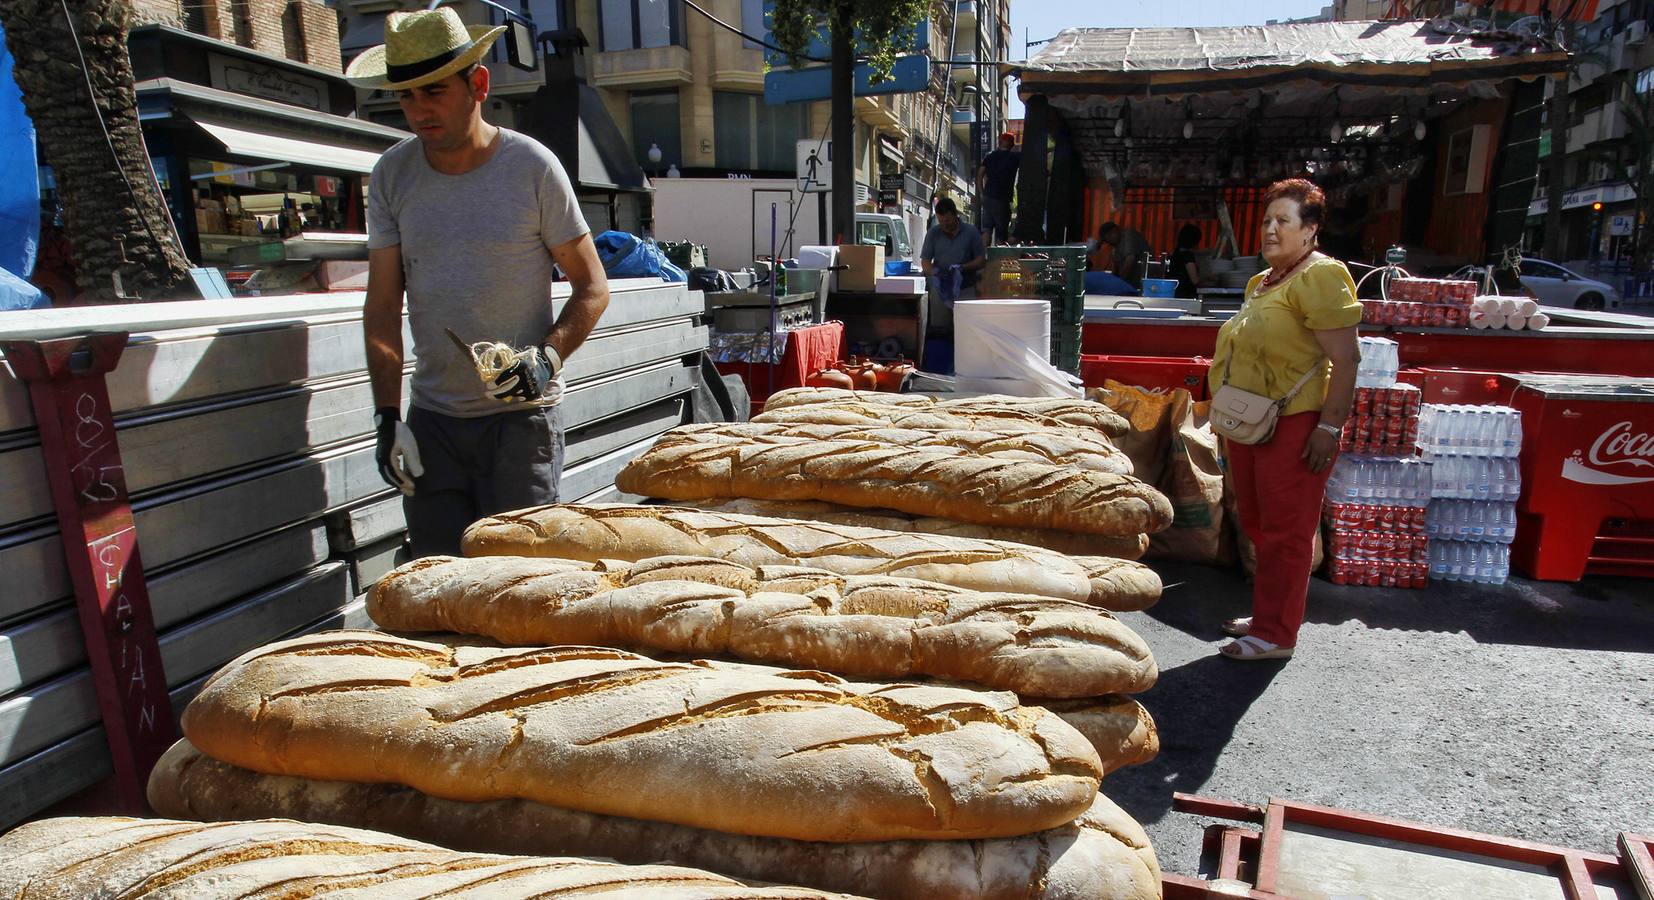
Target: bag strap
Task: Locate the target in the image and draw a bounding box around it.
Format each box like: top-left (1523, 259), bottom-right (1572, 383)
top-left (1275, 358), bottom-right (1327, 407)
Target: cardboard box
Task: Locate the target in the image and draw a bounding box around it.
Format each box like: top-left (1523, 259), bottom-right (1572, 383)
top-left (835, 244), bottom-right (885, 293)
top-left (875, 275), bottom-right (927, 295)
top-left (194, 208), bottom-right (227, 234)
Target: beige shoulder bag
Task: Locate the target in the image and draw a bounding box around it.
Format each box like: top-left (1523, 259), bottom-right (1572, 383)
top-left (1210, 358), bottom-right (1323, 446)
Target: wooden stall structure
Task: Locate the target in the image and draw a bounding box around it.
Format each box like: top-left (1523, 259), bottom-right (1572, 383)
top-left (1006, 18), bottom-right (1572, 275)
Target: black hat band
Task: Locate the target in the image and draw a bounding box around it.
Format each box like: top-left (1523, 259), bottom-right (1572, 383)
top-left (385, 39), bottom-right (474, 83)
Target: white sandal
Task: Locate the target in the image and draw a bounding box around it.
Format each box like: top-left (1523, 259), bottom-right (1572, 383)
top-left (1220, 635), bottom-right (1294, 661)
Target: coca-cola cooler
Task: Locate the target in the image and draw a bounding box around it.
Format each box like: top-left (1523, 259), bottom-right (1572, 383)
top-left (1502, 374), bottom-right (1654, 581)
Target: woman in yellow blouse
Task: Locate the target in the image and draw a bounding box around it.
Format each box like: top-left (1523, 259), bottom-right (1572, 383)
top-left (1209, 179), bottom-right (1362, 661)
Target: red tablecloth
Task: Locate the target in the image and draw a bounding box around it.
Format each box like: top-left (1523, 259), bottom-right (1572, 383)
top-left (714, 321), bottom-right (845, 413)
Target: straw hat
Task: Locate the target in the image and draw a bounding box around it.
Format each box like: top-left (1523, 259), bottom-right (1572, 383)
top-left (345, 8), bottom-right (506, 91)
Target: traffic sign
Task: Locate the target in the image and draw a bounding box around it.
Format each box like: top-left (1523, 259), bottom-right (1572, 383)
top-left (797, 139), bottom-right (831, 193)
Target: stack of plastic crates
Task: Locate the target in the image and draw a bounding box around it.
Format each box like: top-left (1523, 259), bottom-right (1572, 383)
top-left (980, 246), bottom-right (1087, 374)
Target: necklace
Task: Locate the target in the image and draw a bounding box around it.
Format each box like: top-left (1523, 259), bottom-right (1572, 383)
top-left (1254, 246), bottom-right (1317, 295)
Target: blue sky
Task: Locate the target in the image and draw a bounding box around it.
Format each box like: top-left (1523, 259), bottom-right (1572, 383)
top-left (1007, 0), bottom-right (1335, 116)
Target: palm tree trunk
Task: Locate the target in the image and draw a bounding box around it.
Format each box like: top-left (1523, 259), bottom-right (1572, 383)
top-left (1, 0), bottom-right (190, 302)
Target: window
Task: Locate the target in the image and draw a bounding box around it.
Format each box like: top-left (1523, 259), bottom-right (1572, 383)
top-left (631, 89), bottom-right (682, 172)
top-left (230, 0), bottom-right (254, 47)
top-left (601, 0), bottom-right (682, 51)
top-left (713, 92), bottom-right (808, 172)
top-left (741, 0), bottom-right (766, 50)
top-left (283, 2), bottom-right (308, 62)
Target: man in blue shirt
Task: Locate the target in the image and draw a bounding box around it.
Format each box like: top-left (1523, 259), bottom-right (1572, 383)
top-left (976, 132), bottom-right (1020, 244)
top-left (919, 197), bottom-right (987, 365)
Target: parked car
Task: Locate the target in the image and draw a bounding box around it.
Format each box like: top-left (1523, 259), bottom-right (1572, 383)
top-left (1452, 259), bottom-right (1621, 310)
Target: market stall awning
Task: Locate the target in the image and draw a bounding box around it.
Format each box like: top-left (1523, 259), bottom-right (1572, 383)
top-left (190, 115), bottom-right (382, 175)
top-left (575, 84), bottom-right (647, 192)
top-left (1014, 20), bottom-right (1570, 95)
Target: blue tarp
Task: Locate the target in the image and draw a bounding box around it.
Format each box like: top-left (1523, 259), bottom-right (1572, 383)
top-left (0, 23), bottom-right (40, 277)
top-left (0, 266), bottom-right (48, 310)
top-left (593, 231), bottom-right (686, 283)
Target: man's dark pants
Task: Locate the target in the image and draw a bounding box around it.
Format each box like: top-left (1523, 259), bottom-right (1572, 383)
top-left (981, 197), bottom-right (1013, 243)
top-left (403, 404), bottom-right (564, 558)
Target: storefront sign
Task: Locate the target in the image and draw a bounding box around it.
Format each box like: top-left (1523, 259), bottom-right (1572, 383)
top-left (209, 53), bottom-right (326, 110)
top-left (1528, 182), bottom-right (1636, 216)
top-left (878, 173), bottom-right (905, 193)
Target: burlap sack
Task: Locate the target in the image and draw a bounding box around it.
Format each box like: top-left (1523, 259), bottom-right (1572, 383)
top-left (1089, 382), bottom-right (1177, 488)
top-left (1146, 392), bottom-right (1226, 563)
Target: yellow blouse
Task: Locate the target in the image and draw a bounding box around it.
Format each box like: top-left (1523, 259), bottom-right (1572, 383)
top-left (1208, 257), bottom-right (1363, 418)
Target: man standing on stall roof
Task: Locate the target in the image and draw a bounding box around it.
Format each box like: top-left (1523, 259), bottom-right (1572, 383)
top-left (976, 132), bottom-right (1020, 244)
top-left (1095, 221), bottom-right (1150, 290)
top-left (352, 8), bottom-right (610, 558)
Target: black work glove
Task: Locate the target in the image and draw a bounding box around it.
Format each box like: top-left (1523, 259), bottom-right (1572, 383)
top-left (487, 344), bottom-right (564, 404)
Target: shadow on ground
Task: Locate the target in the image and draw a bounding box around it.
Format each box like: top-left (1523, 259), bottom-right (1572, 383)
top-left (1145, 560), bottom-right (1654, 654)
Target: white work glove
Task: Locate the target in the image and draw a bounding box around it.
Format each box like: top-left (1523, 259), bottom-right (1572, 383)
top-left (374, 407), bottom-right (423, 496)
top-left (486, 343), bottom-right (564, 405)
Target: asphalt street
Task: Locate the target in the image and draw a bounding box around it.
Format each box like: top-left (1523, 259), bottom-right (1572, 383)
top-left (1106, 561), bottom-right (1654, 881)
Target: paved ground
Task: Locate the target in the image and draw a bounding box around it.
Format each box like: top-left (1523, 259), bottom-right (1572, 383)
top-left (1105, 561), bottom-right (1654, 880)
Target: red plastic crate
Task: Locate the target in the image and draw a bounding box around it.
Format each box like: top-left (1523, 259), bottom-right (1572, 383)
top-left (1081, 354), bottom-right (1211, 399)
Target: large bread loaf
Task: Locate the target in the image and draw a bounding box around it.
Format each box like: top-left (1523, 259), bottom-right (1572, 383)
top-left (149, 739), bottom-right (1161, 900)
top-left (368, 556), bottom-right (1157, 698)
top-left (462, 504), bottom-right (1163, 611)
top-left (1026, 695), bottom-right (1160, 773)
top-left (679, 498), bottom-right (1150, 560)
top-left (759, 388), bottom-right (1131, 437)
top-left (615, 429), bottom-right (1172, 536)
top-left (677, 421), bottom-right (1133, 475)
top-left (182, 631), bottom-right (1102, 842)
top-left (0, 815), bottom-right (858, 899)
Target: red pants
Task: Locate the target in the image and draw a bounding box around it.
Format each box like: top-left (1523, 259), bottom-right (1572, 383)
top-left (1227, 412), bottom-right (1333, 647)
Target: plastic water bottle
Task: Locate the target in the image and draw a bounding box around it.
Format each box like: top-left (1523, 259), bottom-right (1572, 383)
top-left (1506, 412), bottom-right (1523, 456)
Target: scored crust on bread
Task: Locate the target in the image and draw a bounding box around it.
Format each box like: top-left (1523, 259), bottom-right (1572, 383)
top-left (670, 421), bottom-right (1133, 475)
top-left (367, 555), bottom-right (1157, 698)
top-left (756, 388), bottom-right (1131, 438)
top-left (1023, 695), bottom-right (1160, 774)
top-left (676, 498), bottom-right (1150, 561)
top-left (181, 631), bottom-right (1103, 843)
top-left (460, 504), bottom-right (1162, 611)
top-left (0, 815), bottom-right (864, 899)
top-left (148, 739), bottom-right (1162, 900)
top-left (614, 430), bottom-right (1172, 537)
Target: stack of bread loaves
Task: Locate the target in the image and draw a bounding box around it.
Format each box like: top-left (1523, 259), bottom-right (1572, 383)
top-left (613, 387), bottom-right (1173, 561)
top-left (147, 626), bottom-right (1163, 899)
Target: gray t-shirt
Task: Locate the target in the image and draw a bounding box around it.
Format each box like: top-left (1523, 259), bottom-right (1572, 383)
top-left (920, 222), bottom-right (987, 287)
top-left (368, 128), bottom-right (589, 417)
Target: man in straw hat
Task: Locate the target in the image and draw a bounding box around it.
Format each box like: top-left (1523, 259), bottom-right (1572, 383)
top-left (352, 7), bottom-right (610, 558)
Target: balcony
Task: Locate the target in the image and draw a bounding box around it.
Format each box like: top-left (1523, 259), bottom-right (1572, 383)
top-left (950, 106), bottom-right (975, 139)
top-left (857, 96), bottom-right (901, 129)
top-left (1566, 101), bottom-right (1630, 155)
top-left (950, 49), bottom-right (978, 86)
top-left (591, 45), bottom-right (692, 90)
top-left (954, 1), bottom-right (978, 38)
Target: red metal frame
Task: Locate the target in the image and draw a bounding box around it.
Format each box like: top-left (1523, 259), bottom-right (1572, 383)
top-left (2, 334), bottom-right (175, 812)
top-left (1621, 833), bottom-right (1654, 899)
top-left (1172, 792), bottom-right (1627, 900)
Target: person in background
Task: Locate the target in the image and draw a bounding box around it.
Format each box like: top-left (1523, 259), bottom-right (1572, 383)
top-left (1209, 178), bottom-right (1361, 661)
top-left (1170, 223), bottom-right (1202, 299)
top-left (356, 8), bottom-right (609, 558)
top-left (919, 196), bottom-right (987, 369)
top-left (1095, 221), bottom-right (1150, 290)
top-left (976, 132), bottom-right (1020, 244)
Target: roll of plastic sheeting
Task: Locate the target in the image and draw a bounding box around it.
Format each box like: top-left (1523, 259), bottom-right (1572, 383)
top-left (955, 299), bottom-right (1051, 378)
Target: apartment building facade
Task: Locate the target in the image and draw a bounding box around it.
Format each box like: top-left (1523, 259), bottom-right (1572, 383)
top-left (337, 0), bottom-right (1010, 238)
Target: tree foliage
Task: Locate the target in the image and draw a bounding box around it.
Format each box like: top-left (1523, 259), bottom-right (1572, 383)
top-left (768, 0), bottom-right (930, 83)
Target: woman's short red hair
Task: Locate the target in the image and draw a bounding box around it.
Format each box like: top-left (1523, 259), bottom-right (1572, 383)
top-left (1263, 178), bottom-right (1326, 229)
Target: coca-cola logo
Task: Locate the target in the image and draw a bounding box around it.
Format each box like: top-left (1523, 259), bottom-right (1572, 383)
top-left (1563, 420), bottom-right (1654, 485)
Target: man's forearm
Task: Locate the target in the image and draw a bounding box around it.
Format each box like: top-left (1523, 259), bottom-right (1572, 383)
top-left (363, 303), bottom-right (404, 411)
top-left (543, 281), bottom-right (610, 361)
